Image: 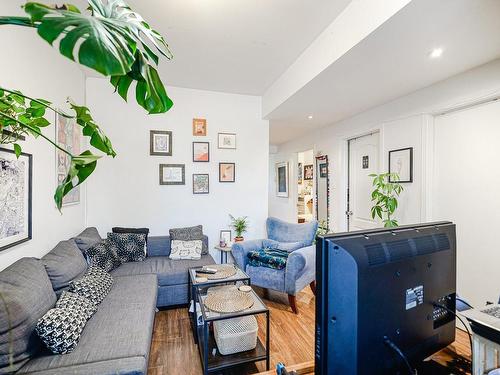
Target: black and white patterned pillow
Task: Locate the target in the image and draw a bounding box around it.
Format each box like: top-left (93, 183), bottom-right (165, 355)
top-left (69, 272), bottom-right (113, 306)
top-left (56, 291), bottom-right (97, 319)
top-left (85, 239), bottom-right (121, 272)
top-left (169, 225), bottom-right (208, 254)
top-left (107, 233), bottom-right (147, 263)
top-left (36, 308), bottom-right (88, 354)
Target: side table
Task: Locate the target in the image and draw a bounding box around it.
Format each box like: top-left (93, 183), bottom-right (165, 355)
top-left (214, 245), bottom-right (233, 264)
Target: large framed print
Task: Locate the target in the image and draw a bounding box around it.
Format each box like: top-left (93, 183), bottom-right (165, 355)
top-left (389, 147), bottom-right (413, 183)
top-left (159, 164), bottom-right (185, 185)
top-left (56, 113), bottom-right (81, 205)
top-left (150, 130), bottom-right (172, 156)
top-left (276, 162), bottom-right (289, 198)
top-left (0, 147), bottom-right (32, 251)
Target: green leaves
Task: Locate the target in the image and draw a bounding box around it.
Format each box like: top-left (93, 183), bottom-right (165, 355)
top-left (54, 151), bottom-right (100, 211)
top-left (22, 0), bottom-right (174, 114)
top-left (370, 173), bottom-right (404, 227)
top-left (0, 86), bottom-right (116, 211)
top-left (70, 103), bottom-right (116, 157)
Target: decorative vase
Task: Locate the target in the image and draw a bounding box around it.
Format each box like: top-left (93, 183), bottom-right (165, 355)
top-left (234, 236), bottom-right (244, 242)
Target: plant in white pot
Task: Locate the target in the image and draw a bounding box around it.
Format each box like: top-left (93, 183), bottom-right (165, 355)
top-left (230, 215), bottom-right (248, 242)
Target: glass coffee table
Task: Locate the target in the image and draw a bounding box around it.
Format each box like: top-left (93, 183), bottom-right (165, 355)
top-left (188, 266), bottom-right (270, 375)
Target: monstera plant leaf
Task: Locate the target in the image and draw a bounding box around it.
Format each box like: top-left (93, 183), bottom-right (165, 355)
top-left (2, 0), bottom-right (174, 114)
top-left (0, 87), bottom-right (116, 210)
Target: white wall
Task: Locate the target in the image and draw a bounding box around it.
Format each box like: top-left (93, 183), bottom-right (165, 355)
top-left (0, 1), bottom-right (86, 270)
top-left (85, 79), bottom-right (269, 259)
top-left (269, 58), bottom-right (500, 233)
top-left (269, 58), bottom-right (500, 306)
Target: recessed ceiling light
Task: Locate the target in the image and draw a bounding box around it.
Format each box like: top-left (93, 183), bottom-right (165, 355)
top-left (308, 115), bottom-right (313, 119)
top-left (429, 48), bottom-right (443, 59)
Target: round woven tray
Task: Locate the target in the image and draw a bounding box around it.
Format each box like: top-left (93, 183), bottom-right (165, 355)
top-left (206, 264), bottom-right (237, 280)
top-left (204, 289), bottom-right (254, 313)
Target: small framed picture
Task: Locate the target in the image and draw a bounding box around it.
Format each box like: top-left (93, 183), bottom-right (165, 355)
top-left (319, 163), bottom-right (328, 178)
top-left (150, 130), bottom-right (172, 156)
top-left (389, 147), bottom-right (413, 183)
top-left (219, 162), bottom-right (235, 183)
top-left (220, 230), bottom-right (232, 245)
top-left (218, 133), bottom-right (236, 149)
top-left (159, 164), bottom-right (185, 185)
top-left (193, 174), bottom-right (209, 194)
top-left (298, 163), bottom-right (303, 184)
top-left (192, 118), bottom-right (207, 136)
top-left (276, 162), bottom-right (289, 198)
top-left (193, 142), bottom-right (210, 162)
top-left (304, 164), bottom-right (314, 180)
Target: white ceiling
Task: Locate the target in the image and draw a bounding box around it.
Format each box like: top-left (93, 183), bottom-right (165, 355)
top-left (267, 0), bottom-right (500, 144)
top-left (125, 0), bottom-right (352, 95)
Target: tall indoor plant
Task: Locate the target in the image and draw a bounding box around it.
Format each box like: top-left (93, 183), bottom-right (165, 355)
top-left (369, 172), bottom-right (404, 228)
top-left (0, 0), bottom-right (174, 210)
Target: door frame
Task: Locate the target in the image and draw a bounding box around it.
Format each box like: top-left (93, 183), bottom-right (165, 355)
top-left (342, 127), bottom-right (383, 232)
top-left (295, 148), bottom-right (317, 223)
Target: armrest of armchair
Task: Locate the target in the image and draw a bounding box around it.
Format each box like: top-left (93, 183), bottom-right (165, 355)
top-left (231, 239), bottom-right (263, 271)
top-left (285, 245), bottom-right (316, 295)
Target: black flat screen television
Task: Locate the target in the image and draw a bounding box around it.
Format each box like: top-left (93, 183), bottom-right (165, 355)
top-left (315, 222), bottom-right (457, 374)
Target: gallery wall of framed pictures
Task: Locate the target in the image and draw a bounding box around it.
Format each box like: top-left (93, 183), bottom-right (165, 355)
top-left (150, 117), bottom-right (238, 194)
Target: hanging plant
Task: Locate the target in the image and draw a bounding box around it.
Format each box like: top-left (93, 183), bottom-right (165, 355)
top-left (0, 0), bottom-right (174, 210)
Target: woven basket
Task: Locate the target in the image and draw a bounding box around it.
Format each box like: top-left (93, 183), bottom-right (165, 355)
top-left (214, 315), bottom-right (258, 355)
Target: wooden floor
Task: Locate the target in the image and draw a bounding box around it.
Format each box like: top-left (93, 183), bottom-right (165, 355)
top-left (148, 287), bottom-right (471, 375)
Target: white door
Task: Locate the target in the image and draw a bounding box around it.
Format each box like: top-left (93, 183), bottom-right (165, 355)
top-left (348, 132), bottom-right (380, 231)
top-left (434, 100), bottom-right (500, 307)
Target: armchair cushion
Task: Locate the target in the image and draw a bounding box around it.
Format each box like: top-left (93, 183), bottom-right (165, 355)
top-left (266, 217), bottom-right (318, 245)
top-left (262, 239), bottom-right (305, 252)
top-left (246, 265), bottom-right (285, 292)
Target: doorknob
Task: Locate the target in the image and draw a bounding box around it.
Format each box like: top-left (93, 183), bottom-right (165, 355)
top-left (346, 211), bottom-right (353, 217)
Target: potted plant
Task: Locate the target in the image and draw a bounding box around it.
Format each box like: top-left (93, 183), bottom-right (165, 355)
top-left (230, 215), bottom-right (248, 242)
top-left (369, 172), bottom-right (404, 228)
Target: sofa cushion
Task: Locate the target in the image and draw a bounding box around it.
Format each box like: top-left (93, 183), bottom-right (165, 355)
top-left (17, 274), bottom-right (157, 375)
top-left (169, 225), bottom-right (208, 255)
top-left (35, 307), bottom-right (89, 354)
top-left (112, 227), bottom-right (149, 244)
top-left (41, 240), bottom-right (88, 294)
top-left (69, 269), bottom-right (114, 306)
top-left (0, 258), bottom-right (57, 373)
top-left (169, 240), bottom-right (202, 260)
top-left (85, 239), bottom-right (121, 272)
top-left (73, 227), bottom-right (102, 253)
top-left (110, 255), bottom-right (215, 286)
top-left (107, 232), bottom-right (147, 263)
top-left (56, 292), bottom-right (97, 320)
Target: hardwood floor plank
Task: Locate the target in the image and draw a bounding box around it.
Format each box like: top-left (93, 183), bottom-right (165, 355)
top-left (148, 287), bottom-right (471, 375)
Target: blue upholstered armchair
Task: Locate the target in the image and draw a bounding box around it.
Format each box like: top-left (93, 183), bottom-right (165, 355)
top-left (231, 217), bottom-right (318, 314)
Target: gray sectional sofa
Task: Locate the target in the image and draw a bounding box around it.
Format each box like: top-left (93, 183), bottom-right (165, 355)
top-left (0, 227), bottom-right (214, 375)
